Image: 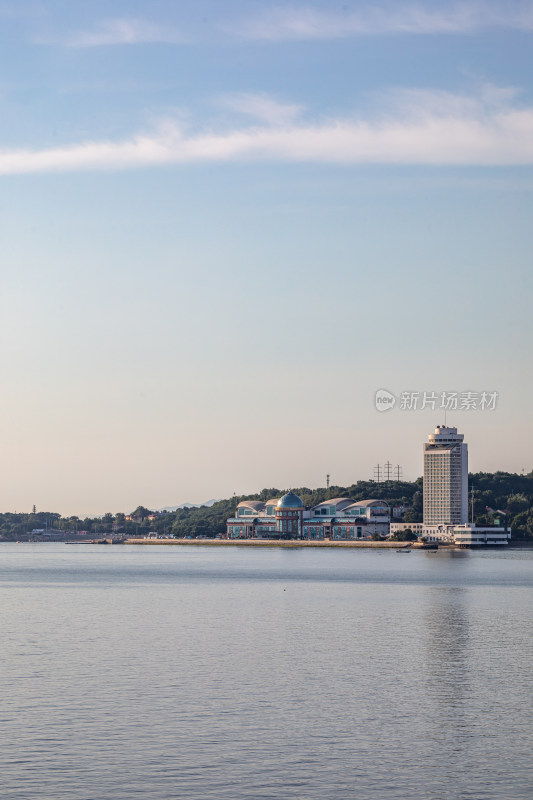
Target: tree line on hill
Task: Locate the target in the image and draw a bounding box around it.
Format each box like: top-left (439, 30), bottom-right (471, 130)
top-left (1, 471), bottom-right (532, 541)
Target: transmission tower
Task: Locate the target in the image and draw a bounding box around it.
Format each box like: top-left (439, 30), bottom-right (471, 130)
top-left (394, 464), bottom-right (403, 482)
top-left (326, 473), bottom-right (330, 490)
top-left (374, 464), bottom-right (382, 483)
top-left (384, 461), bottom-right (393, 481)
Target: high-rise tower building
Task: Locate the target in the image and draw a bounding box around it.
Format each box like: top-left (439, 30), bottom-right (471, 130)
top-left (423, 426), bottom-right (468, 525)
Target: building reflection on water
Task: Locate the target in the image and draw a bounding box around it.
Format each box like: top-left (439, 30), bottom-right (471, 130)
top-left (419, 568), bottom-right (476, 763)
top-left (422, 585), bottom-right (470, 706)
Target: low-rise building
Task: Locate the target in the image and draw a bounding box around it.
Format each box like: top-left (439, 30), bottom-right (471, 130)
top-left (392, 505), bottom-right (407, 518)
top-left (389, 522), bottom-right (424, 537)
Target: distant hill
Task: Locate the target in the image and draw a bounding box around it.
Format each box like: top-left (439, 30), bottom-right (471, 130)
top-left (160, 499), bottom-right (221, 512)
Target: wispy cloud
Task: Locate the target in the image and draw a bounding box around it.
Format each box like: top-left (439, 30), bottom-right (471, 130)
top-left (217, 93), bottom-right (305, 125)
top-left (233, 2), bottom-right (533, 41)
top-left (59, 18), bottom-right (186, 48)
top-left (1, 88), bottom-right (532, 175)
top-left (43, 2), bottom-right (533, 49)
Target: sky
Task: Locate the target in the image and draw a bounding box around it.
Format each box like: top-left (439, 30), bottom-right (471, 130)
top-left (1, 0), bottom-right (532, 516)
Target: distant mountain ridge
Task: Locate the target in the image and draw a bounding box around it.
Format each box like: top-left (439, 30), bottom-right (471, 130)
top-left (160, 499), bottom-right (221, 512)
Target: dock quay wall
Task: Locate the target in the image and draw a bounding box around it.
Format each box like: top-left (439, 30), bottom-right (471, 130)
top-left (124, 538), bottom-right (433, 549)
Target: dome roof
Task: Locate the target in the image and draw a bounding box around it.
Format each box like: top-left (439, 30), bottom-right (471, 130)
top-left (277, 491), bottom-right (304, 509)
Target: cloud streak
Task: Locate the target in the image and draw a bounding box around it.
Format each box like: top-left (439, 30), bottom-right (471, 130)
top-left (1, 89), bottom-right (532, 175)
top-left (47, 2), bottom-right (533, 48)
top-left (234, 2), bottom-right (533, 41)
top-left (62, 18), bottom-right (186, 48)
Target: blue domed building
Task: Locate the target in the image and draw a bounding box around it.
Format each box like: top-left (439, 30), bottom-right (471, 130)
top-left (275, 491), bottom-right (304, 538)
top-left (227, 491), bottom-right (305, 539)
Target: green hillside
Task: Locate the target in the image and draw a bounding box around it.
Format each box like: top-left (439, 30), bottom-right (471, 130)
top-left (2, 471), bottom-right (533, 540)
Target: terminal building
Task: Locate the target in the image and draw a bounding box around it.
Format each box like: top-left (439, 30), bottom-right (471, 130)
top-left (226, 493), bottom-right (390, 540)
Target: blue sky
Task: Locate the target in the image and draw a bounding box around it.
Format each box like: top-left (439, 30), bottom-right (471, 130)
top-left (1, 1), bottom-right (532, 515)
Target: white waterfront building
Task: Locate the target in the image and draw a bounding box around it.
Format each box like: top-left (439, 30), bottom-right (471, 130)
top-left (451, 524), bottom-right (509, 546)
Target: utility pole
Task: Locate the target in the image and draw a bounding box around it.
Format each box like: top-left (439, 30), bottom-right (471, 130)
top-left (394, 465), bottom-right (403, 482)
top-left (374, 464), bottom-right (382, 483)
top-left (384, 461), bottom-right (393, 482)
top-left (326, 474), bottom-right (330, 490)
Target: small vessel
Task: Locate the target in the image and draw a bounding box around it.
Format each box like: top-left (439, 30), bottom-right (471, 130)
top-left (396, 549), bottom-right (411, 553)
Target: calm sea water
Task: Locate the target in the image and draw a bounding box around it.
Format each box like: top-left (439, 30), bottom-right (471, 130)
top-left (1, 543), bottom-right (532, 800)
